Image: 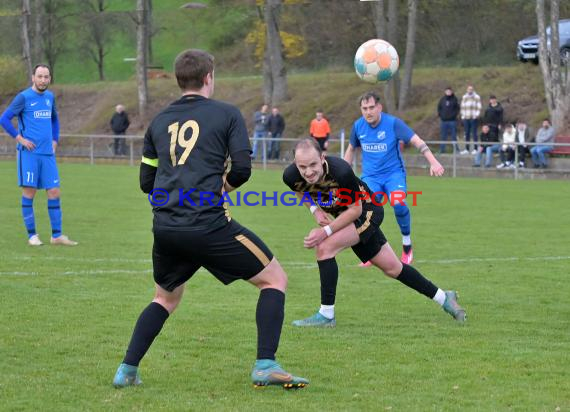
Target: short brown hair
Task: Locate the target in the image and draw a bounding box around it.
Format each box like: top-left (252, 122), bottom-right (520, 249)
top-left (33, 64), bottom-right (51, 76)
top-left (358, 91), bottom-right (381, 106)
top-left (174, 49), bottom-right (214, 90)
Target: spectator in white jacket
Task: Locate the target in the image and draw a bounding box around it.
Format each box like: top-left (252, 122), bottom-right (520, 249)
top-left (497, 124), bottom-right (517, 169)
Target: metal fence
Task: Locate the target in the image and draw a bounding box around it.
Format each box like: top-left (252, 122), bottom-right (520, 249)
top-left (1, 132), bottom-right (569, 180)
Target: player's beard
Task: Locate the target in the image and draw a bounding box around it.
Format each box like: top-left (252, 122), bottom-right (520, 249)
top-left (35, 83), bottom-right (49, 92)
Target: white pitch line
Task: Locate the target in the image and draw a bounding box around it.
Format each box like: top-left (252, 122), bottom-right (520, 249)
top-left (2, 256), bottom-right (569, 277)
top-left (5, 255), bottom-right (570, 266)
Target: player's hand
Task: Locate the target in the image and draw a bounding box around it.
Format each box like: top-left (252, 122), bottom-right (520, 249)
top-left (16, 135), bottom-right (35, 151)
top-left (430, 160), bottom-right (445, 177)
top-left (314, 209), bottom-right (332, 226)
top-left (52, 141), bottom-right (58, 153)
top-left (303, 227), bottom-right (328, 248)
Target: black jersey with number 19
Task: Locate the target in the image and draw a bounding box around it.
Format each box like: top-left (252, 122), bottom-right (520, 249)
top-left (143, 94), bottom-right (251, 231)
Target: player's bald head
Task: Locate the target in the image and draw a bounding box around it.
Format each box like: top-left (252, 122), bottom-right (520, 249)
top-left (294, 137), bottom-right (322, 159)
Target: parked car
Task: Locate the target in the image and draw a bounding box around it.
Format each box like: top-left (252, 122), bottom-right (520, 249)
top-left (516, 18), bottom-right (570, 64)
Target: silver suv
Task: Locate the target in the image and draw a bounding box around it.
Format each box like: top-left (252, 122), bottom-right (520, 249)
top-left (517, 18), bottom-right (570, 64)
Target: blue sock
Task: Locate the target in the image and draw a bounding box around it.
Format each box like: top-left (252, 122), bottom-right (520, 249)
top-left (48, 198), bottom-right (62, 238)
top-left (394, 203), bottom-right (411, 236)
top-left (21, 196), bottom-right (36, 238)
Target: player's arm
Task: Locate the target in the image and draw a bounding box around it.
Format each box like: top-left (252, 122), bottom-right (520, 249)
top-left (225, 107), bottom-right (253, 192)
top-left (303, 165), bottom-right (363, 249)
top-left (140, 128), bottom-right (157, 193)
top-left (224, 150), bottom-right (251, 193)
top-left (1, 95), bottom-right (35, 150)
top-left (140, 157), bottom-right (157, 193)
top-left (303, 194), bottom-right (362, 249)
top-left (344, 124), bottom-right (361, 165)
top-left (409, 134), bottom-right (445, 177)
top-left (343, 144), bottom-right (360, 165)
top-left (0, 109), bottom-right (19, 137)
top-left (295, 192), bottom-right (332, 226)
top-left (51, 104), bottom-right (60, 152)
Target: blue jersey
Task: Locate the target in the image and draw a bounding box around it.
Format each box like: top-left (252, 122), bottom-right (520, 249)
top-left (349, 113), bottom-right (415, 178)
top-left (3, 87), bottom-right (59, 155)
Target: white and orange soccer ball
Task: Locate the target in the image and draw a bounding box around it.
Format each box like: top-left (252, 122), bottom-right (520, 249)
top-left (354, 39), bottom-right (399, 83)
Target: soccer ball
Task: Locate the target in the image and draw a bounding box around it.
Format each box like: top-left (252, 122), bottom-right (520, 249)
top-left (354, 39), bottom-right (399, 83)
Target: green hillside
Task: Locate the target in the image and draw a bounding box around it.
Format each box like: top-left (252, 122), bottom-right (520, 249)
top-left (43, 65), bottom-right (548, 142)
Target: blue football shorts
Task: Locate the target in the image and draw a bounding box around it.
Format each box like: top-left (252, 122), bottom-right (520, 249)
top-left (17, 150), bottom-right (60, 189)
top-left (362, 172), bottom-right (408, 206)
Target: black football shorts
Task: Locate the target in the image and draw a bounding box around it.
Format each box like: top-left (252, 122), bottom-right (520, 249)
top-left (351, 204), bottom-right (387, 263)
top-left (152, 220), bottom-right (274, 291)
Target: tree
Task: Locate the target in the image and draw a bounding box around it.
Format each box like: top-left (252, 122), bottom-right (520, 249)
top-left (79, 0), bottom-right (113, 81)
top-left (33, 0), bottom-right (43, 64)
top-left (40, 0), bottom-right (71, 81)
top-left (536, 0), bottom-right (569, 132)
top-left (136, 0), bottom-right (149, 124)
top-left (263, 0), bottom-right (287, 105)
top-left (21, 0), bottom-right (33, 79)
top-left (397, 0), bottom-right (417, 111)
top-left (371, 0), bottom-right (417, 113)
top-left (372, 0), bottom-right (398, 113)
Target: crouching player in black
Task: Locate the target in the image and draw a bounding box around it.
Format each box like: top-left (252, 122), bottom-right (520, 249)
top-left (283, 138), bottom-right (466, 327)
top-left (113, 49), bottom-right (307, 390)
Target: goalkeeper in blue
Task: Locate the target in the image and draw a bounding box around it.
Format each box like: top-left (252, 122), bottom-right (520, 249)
top-left (0, 64), bottom-right (77, 246)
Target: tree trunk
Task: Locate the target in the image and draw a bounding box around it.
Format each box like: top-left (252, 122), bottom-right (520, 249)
top-left (263, 50), bottom-right (272, 105)
top-left (536, 0), bottom-right (569, 132)
top-left (21, 0), bottom-right (33, 79)
top-left (398, 0), bottom-right (417, 110)
top-left (145, 0), bottom-right (153, 64)
top-left (372, 0), bottom-right (386, 38)
top-left (384, 0), bottom-right (399, 112)
top-left (98, 46), bottom-right (105, 81)
top-left (372, 1), bottom-right (395, 112)
top-left (264, 0), bottom-right (287, 105)
top-left (33, 0), bottom-right (42, 63)
top-left (136, 0), bottom-right (149, 125)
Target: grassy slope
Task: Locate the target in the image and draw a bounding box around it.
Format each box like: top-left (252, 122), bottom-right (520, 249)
top-left (45, 65), bottom-right (548, 144)
top-left (54, 0), bottom-right (253, 84)
top-left (0, 161), bottom-right (568, 410)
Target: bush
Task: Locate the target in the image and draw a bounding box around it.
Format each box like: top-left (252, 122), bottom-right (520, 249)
top-left (0, 56), bottom-right (27, 96)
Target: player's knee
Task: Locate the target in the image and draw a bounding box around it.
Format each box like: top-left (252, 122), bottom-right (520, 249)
top-left (393, 203), bottom-right (409, 217)
top-left (315, 242), bottom-right (336, 261)
top-left (383, 262), bottom-right (402, 278)
top-left (250, 258), bottom-right (288, 291)
top-left (153, 296), bottom-right (181, 314)
top-left (47, 187), bottom-right (60, 198)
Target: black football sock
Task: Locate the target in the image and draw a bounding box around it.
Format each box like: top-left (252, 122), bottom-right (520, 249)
top-left (256, 288), bottom-right (285, 360)
top-left (318, 257), bottom-right (338, 305)
top-left (123, 302), bottom-right (170, 367)
top-left (403, 244), bottom-right (412, 254)
top-left (396, 263), bottom-right (438, 299)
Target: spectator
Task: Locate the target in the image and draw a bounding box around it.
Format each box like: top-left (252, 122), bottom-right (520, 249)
top-left (515, 120), bottom-right (531, 168)
top-left (110, 104), bottom-right (130, 156)
top-left (482, 95), bottom-right (504, 140)
top-left (252, 104), bottom-right (268, 160)
top-left (437, 86), bottom-right (460, 153)
top-left (460, 84), bottom-right (482, 155)
top-left (266, 107), bottom-right (285, 160)
top-left (309, 109), bottom-right (331, 152)
top-left (497, 123), bottom-right (516, 169)
top-left (473, 124), bottom-right (500, 168)
top-left (531, 119), bottom-right (555, 168)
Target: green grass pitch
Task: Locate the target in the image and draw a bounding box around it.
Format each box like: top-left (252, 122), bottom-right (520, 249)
top-left (0, 160), bottom-right (568, 411)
